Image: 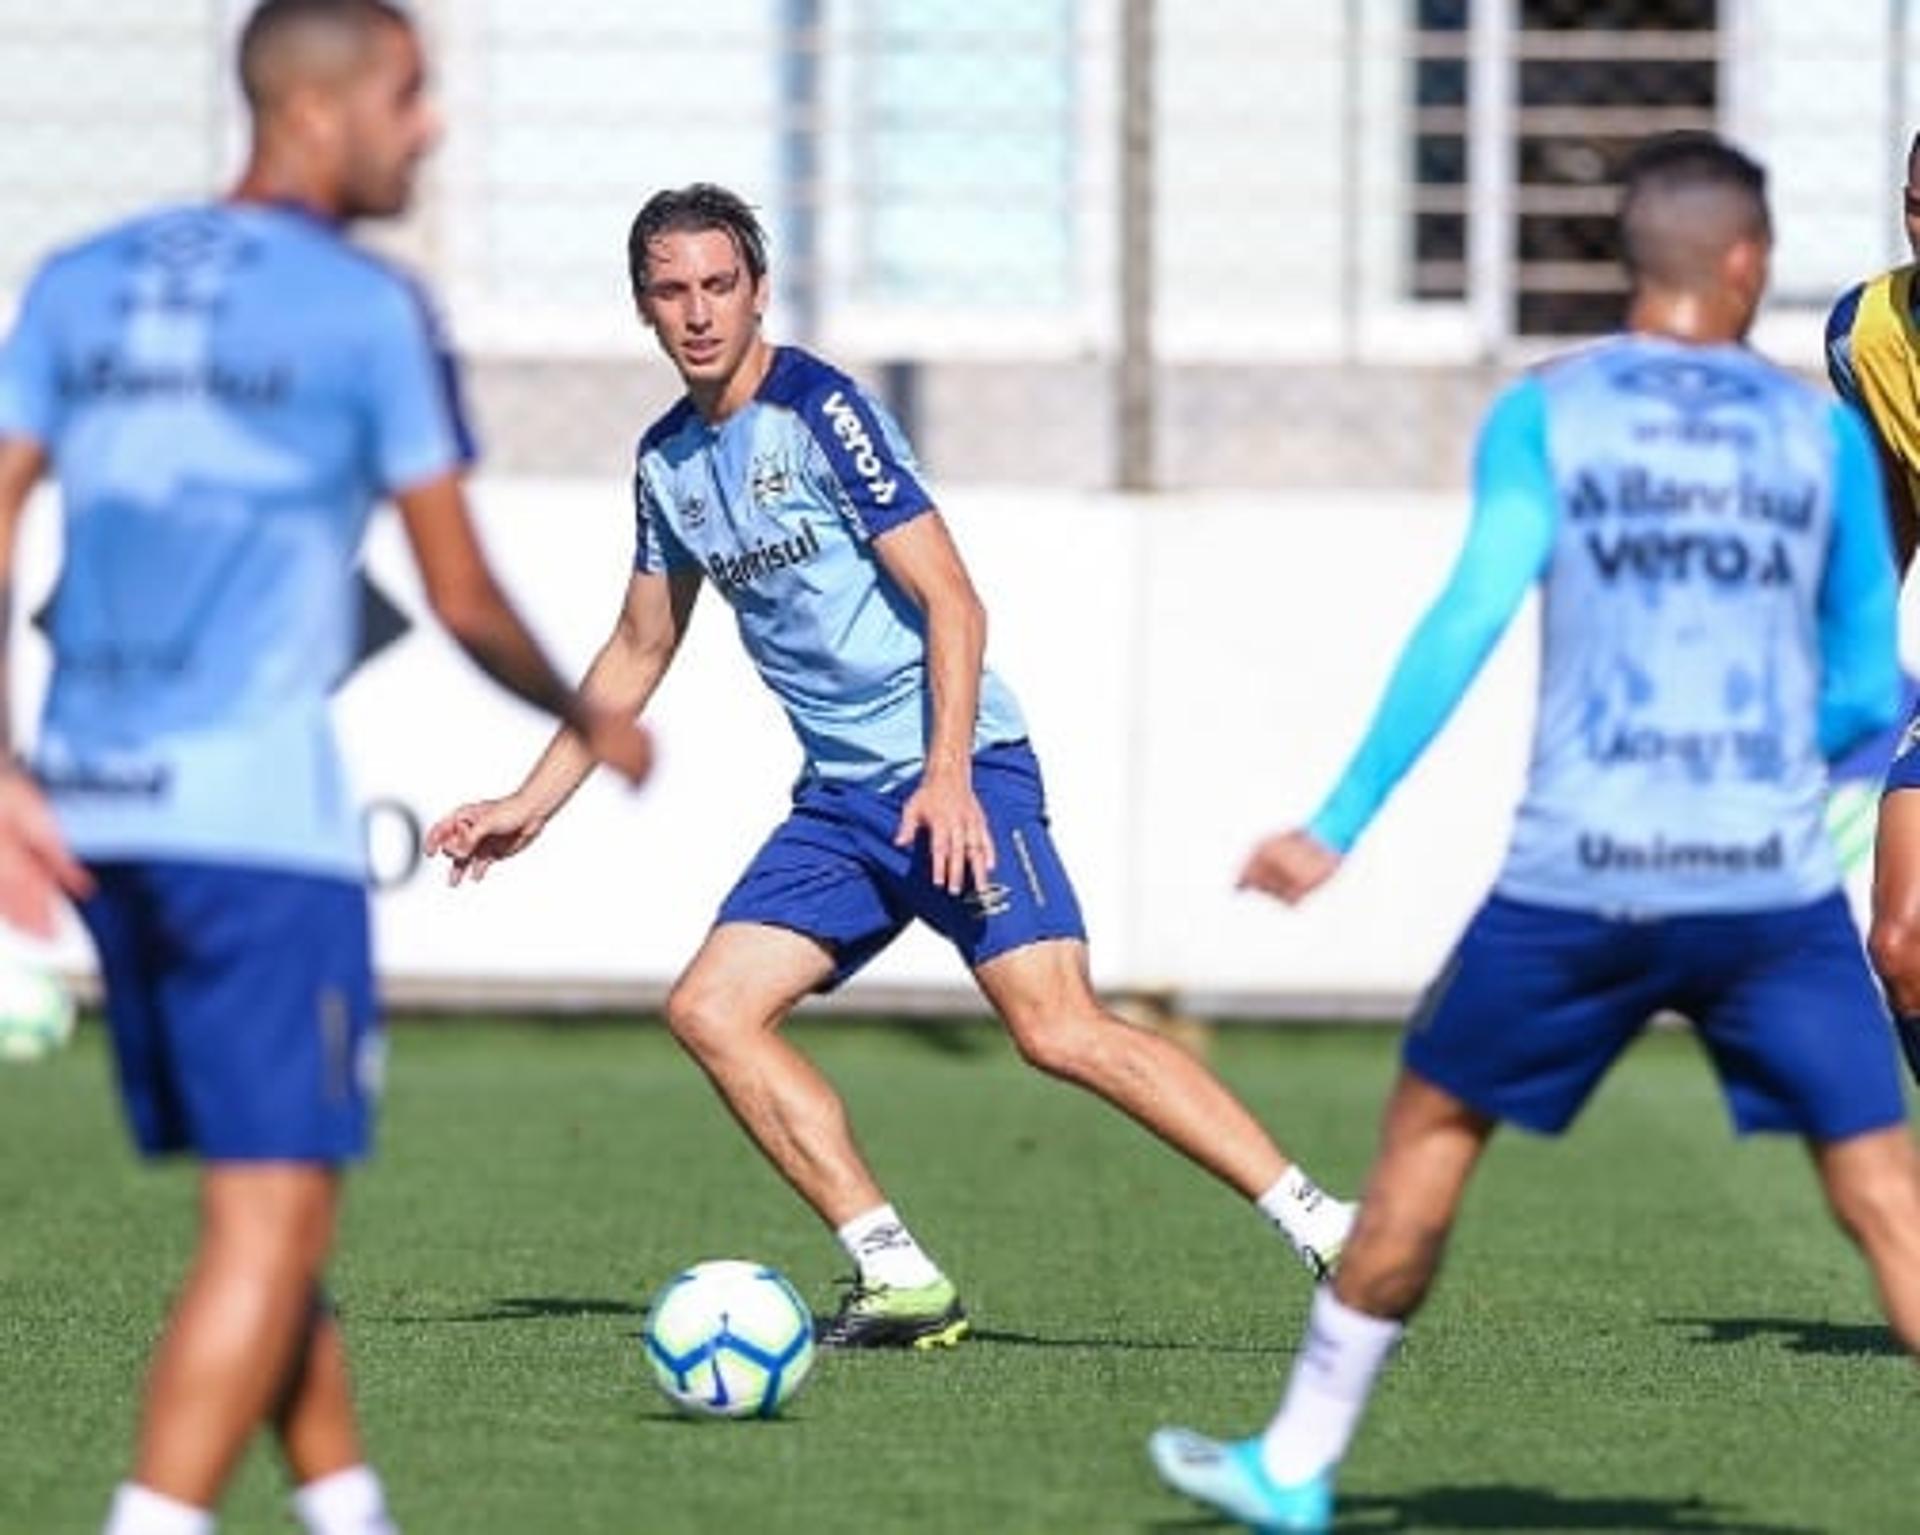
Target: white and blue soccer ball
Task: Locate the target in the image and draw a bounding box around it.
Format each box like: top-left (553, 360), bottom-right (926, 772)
top-left (641, 1259), bottom-right (815, 1419)
top-left (0, 963), bottom-right (75, 1064)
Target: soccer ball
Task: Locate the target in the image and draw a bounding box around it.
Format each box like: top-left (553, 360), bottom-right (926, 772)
top-left (641, 1259), bottom-right (816, 1419)
top-left (0, 963), bottom-right (75, 1063)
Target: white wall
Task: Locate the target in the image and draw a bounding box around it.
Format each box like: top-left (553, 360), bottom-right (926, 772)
top-left (5, 478), bottom-right (1538, 1013)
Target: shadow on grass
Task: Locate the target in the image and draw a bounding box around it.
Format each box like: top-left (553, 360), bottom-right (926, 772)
top-left (375, 1295), bottom-right (647, 1324)
top-left (967, 1325), bottom-right (1291, 1358)
top-left (1339, 1485), bottom-right (1818, 1533)
top-left (1657, 1314), bottom-right (1899, 1358)
top-left (380, 1299), bottom-right (1292, 1359)
top-left (1149, 1484), bottom-right (1817, 1533)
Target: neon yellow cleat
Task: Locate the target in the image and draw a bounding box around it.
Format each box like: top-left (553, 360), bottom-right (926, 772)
top-left (816, 1276), bottom-right (970, 1349)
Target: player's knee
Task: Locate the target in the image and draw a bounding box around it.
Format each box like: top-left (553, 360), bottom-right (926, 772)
top-left (1005, 1009), bottom-right (1103, 1081)
top-left (664, 981), bottom-right (719, 1055)
top-left (1339, 1263), bottom-right (1432, 1320)
top-left (1337, 1205), bottom-right (1449, 1319)
top-left (664, 979), bottom-right (752, 1060)
top-left (1868, 912), bottom-right (1920, 1013)
top-left (1827, 1158), bottom-right (1920, 1251)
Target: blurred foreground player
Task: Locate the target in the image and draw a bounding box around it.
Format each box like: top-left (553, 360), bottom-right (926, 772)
top-left (427, 183), bottom-right (1354, 1348)
top-left (1826, 130), bottom-right (1920, 1083)
top-left (0, 3), bottom-right (650, 1531)
top-left (1152, 134), bottom-right (1920, 1533)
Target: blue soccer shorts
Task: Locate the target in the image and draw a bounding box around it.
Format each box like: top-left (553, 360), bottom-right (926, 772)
top-left (1886, 700), bottom-right (1920, 794)
top-left (1405, 892), bottom-right (1906, 1143)
top-left (78, 861), bottom-right (380, 1163)
top-left (717, 740), bottom-right (1087, 987)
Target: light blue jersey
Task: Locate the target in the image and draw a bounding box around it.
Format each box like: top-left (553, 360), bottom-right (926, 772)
top-left (1310, 335), bottom-right (1898, 917)
top-left (634, 346), bottom-right (1025, 786)
top-left (0, 202), bottom-right (473, 879)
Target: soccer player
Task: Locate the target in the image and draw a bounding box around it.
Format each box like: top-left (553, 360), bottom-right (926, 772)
top-left (1149, 134), bottom-right (1920, 1533)
top-left (0, 4), bottom-right (651, 1533)
top-left (1826, 132), bottom-right (1920, 1082)
top-left (425, 182), bottom-right (1355, 1348)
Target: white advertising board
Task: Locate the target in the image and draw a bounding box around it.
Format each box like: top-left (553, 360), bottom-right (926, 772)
top-left (7, 479), bottom-right (1550, 1015)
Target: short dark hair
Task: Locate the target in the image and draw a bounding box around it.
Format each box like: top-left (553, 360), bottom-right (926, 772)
top-left (1618, 132), bottom-right (1770, 290)
top-left (627, 184), bottom-right (769, 299)
top-left (238, 0), bottom-right (412, 112)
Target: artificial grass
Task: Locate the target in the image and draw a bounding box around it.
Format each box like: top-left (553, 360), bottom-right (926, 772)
top-left (1, 1020), bottom-right (1907, 1533)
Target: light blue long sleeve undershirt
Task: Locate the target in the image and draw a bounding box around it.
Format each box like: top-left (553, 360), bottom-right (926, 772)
top-left (1305, 378), bottom-right (1900, 856)
top-left (1306, 379), bottom-right (1557, 854)
top-left (1818, 401), bottom-right (1902, 761)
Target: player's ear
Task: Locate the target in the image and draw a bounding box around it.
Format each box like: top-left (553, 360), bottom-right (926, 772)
top-left (752, 272), bottom-right (770, 320)
top-left (1726, 236), bottom-right (1768, 302)
top-left (282, 77), bottom-right (347, 162)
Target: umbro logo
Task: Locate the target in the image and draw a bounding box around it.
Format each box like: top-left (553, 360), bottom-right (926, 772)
top-left (682, 495), bottom-right (708, 529)
top-left (1615, 358), bottom-right (1761, 416)
top-left (964, 882), bottom-right (1014, 918)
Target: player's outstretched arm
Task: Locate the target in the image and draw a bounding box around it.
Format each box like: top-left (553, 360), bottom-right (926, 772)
top-left (0, 438), bottom-right (93, 934)
top-left (1245, 380), bottom-right (1557, 904)
top-left (394, 472), bottom-right (655, 785)
top-left (426, 567), bottom-right (699, 886)
top-left (873, 511), bottom-right (995, 896)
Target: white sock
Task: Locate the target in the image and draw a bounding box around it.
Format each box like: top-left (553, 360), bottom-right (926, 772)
top-left (103, 1484), bottom-right (214, 1535)
top-left (1257, 1165), bottom-right (1354, 1265)
top-left (1260, 1287), bottom-right (1404, 1484)
top-left (835, 1203), bottom-right (943, 1289)
top-left (291, 1466), bottom-right (397, 1535)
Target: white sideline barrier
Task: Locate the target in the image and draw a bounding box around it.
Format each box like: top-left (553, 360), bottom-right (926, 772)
top-left (5, 479), bottom-right (1541, 1016)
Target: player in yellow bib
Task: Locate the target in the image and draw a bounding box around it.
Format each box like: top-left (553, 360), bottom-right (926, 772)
top-left (1826, 131), bottom-right (1920, 1083)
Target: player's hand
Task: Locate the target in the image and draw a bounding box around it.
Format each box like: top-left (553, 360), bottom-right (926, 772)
top-left (581, 709), bottom-right (656, 788)
top-left (894, 767), bottom-right (995, 896)
top-left (424, 794), bottom-right (548, 887)
top-left (0, 766), bottom-right (93, 937)
top-left (1237, 829), bottom-right (1342, 905)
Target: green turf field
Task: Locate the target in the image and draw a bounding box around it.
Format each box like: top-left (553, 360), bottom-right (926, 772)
top-left (0, 1020), bottom-right (1909, 1534)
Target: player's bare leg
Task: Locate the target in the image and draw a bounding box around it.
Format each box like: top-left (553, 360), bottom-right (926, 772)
top-left (1866, 790), bottom-right (1920, 1079)
top-left (1330, 1070), bottom-right (1496, 1318)
top-left (665, 922), bottom-right (966, 1346)
top-left (273, 1301), bottom-right (361, 1481)
top-left (1150, 1070), bottom-right (1494, 1529)
top-left (1810, 1126), bottom-right (1920, 1356)
top-left (973, 937), bottom-right (1352, 1273)
top-left (975, 939), bottom-right (1287, 1194)
top-left (665, 922), bottom-right (883, 1225)
top-left (130, 1167), bottom-right (338, 1505)
top-left (267, 1299), bottom-right (398, 1535)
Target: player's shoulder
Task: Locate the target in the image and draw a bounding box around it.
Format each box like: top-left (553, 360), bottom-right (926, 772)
top-left (635, 396), bottom-right (702, 466)
top-left (1540, 331), bottom-right (1807, 397)
top-left (1825, 264), bottom-right (1915, 338)
top-left (754, 345), bottom-right (915, 470)
top-left (1827, 276), bottom-right (1872, 344)
top-left (213, 205), bottom-right (447, 343)
top-left (17, 202), bottom-right (220, 297)
top-left (754, 344), bottom-right (862, 416)
top-left (1513, 334), bottom-right (1641, 402)
top-left (287, 216), bottom-right (444, 333)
